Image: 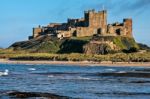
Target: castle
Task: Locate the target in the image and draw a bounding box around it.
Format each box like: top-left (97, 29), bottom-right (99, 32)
top-left (29, 9), bottom-right (133, 39)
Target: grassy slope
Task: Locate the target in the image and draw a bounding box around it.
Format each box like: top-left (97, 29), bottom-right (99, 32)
top-left (10, 36), bottom-right (91, 54)
top-left (113, 37), bottom-right (139, 50)
top-left (1, 36), bottom-right (149, 62)
top-left (1, 45), bottom-right (150, 62)
top-left (10, 36), bottom-right (139, 54)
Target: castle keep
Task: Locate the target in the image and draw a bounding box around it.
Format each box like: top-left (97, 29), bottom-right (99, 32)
top-left (29, 9), bottom-right (133, 39)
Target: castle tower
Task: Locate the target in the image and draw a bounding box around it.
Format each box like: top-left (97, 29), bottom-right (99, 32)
top-left (123, 19), bottom-right (133, 37)
top-left (100, 10), bottom-right (107, 35)
top-left (84, 10), bottom-right (107, 35)
top-left (33, 25), bottom-right (43, 38)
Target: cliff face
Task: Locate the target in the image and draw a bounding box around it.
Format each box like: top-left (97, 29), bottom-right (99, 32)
top-left (10, 35), bottom-right (139, 54)
top-left (83, 36), bottom-right (139, 54)
top-left (83, 43), bottom-right (112, 54)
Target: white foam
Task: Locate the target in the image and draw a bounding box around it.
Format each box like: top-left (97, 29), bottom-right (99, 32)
top-left (28, 68), bottom-right (36, 71)
top-left (26, 64), bottom-right (33, 66)
top-left (105, 69), bottom-right (116, 72)
top-left (117, 71), bottom-right (126, 73)
top-left (76, 76), bottom-right (91, 80)
top-left (0, 69), bottom-right (9, 76)
top-left (48, 75), bottom-right (54, 78)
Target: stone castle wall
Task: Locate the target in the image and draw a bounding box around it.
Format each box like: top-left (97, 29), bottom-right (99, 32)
top-left (29, 9), bottom-right (133, 40)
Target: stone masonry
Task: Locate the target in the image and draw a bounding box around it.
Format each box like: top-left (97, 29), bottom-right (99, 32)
top-left (29, 9), bottom-right (133, 39)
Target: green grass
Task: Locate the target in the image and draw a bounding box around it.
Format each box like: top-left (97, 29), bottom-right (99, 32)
top-left (113, 37), bottom-right (139, 50)
top-left (36, 41), bottom-right (60, 53)
top-left (113, 37), bottom-right (125, 49)
top-left (71, 36), bottom-right (92, 41)
top-left (10, 35), bottom-right (140, 54)
top-left (0, 51), bottom-right (149, 62)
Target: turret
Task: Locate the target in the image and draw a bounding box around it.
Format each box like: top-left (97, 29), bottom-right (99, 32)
top-left (123, 19), bottom-right (132, 37)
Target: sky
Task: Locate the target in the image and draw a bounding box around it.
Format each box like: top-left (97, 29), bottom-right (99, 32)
top-left (0, 0), bottom-right (150, 48)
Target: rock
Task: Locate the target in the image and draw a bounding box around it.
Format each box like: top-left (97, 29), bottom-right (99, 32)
top-left (97, 72), bottom-right (150, 78)
top-left (83, 42), bottom-right (112, 55)
top-left (8, 91), bottom-right (71, 99)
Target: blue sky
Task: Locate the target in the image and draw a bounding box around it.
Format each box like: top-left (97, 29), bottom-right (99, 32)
top-left (0, 0), bottom-right (150, 48)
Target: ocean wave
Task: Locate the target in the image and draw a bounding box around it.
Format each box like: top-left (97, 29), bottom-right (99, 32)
top-left (47, 74), bottom-right (98, 81)
top-left (48, 75), bottom-right (55, 78)
top-left (25, 64), bottom-right (33, 66)
top-left (134, 68), bottom-right (150, 72)
top-left (117, 71), bottom-right (127, 73)
top-left (0, 69), bottom-right (9, 76)
top-left (31, 72), bottom-right (85, 76)
top-left (28, 68), bottom-right (36, 71)
top-left (104, 69), bottom-right (116, 72)
top-left (76, 76), bottom-right (100, 81)
top-left (96, 72), bottom-right (150, 78)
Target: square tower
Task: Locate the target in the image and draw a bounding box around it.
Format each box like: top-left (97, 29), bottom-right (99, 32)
top-left (84, 10), bottom-right (107, 35)
top-left (123, 19), bottom-right (133, 37)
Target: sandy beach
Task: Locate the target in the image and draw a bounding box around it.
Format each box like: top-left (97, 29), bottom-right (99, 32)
top-left (0, 59), bottom-right (150, 67)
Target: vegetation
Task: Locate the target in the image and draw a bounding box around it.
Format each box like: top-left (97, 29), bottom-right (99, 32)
top-left (122, 47), bottom-right (138, 53)
top-left (10, 35), bottom-right (141, 55)
top-left (113, 37), bottom-right (139, 50)
top-left (138, 43), bottom-right (150, 51)
top-left (4, 35), bottom-right (150, 63)
top-left (1, 48), bottom-right (150, 62)
top-left (59, 39), bottom-right (88, 53)
top-left (35, 41), bottom-right (60, 53)
top-left (71, 36), bottom-right (92, 41)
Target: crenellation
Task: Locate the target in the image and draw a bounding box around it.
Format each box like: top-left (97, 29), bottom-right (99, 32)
top-left (29, 9), bottom-right (133, 40)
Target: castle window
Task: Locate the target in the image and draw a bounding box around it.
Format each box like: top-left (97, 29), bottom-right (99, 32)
top-left (73, 31), bottom-right (77, 37)
top-left (116, 29), bottom-right (121, 35)
top-left (97, 28), bottom-right (101, 34)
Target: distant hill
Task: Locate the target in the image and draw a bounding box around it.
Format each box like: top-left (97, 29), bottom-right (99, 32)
top-left (10, 35), bottom-right (139, 55)
top-left (138, 43), bottom-right (150, 51)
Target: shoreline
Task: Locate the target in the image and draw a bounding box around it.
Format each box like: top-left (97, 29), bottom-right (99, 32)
top-left (0, 59), bottom-right (150, 67)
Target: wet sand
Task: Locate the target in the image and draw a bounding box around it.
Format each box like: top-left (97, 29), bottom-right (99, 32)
top-left (0, 59), bottom-right (150, 67)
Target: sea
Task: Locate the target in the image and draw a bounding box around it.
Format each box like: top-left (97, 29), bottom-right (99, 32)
top-left (0, 63), bottom-right (150, 99)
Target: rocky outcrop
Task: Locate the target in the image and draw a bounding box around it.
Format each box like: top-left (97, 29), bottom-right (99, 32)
top-left (83, 43), bottom-right (112, 55)
top-left (83, 36), bottom-right (121, 54)
top-left (6, 91), bottom-right (71, 99)
top-left (10, 35), bottom-right (139, 55)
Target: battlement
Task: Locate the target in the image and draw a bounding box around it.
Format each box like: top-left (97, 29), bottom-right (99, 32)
top-left (84, 9), bottom-right (106, 14)
top-left (84, 9), bottom-right (95, 13)
top-left (29, 9), bottom-right (133, 40)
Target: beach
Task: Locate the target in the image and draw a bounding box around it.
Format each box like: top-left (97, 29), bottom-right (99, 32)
top-left (0, 59), bottom-right (150, 67)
